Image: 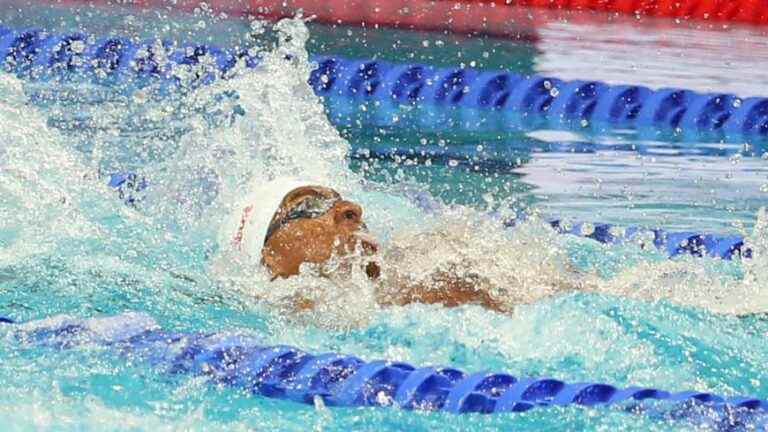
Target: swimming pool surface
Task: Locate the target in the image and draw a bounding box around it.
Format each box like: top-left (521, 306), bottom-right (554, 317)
top-left (1, 2), bottom-right (768, 430)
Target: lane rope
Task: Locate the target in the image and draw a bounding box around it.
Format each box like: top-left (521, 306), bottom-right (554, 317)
top-left (1, 26), bottom-right (766, 141)
top-left (2, 311), bottom-right (766, 422)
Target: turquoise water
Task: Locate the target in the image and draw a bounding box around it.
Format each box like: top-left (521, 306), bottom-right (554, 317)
top-left (1, 3), bottom-right (768, 431)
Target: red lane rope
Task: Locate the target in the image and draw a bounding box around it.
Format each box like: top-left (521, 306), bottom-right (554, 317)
top-left (483, 0), bottom-right (768, 26)
top-left (35, 0), bottom-right (768, 38)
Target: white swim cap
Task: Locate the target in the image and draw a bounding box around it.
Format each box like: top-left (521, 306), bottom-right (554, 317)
top-left (218, 177), bottom-right (320, 258)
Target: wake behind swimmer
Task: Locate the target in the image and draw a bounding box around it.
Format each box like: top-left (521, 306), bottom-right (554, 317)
top-left (213, 181), bottom-right (768, 318)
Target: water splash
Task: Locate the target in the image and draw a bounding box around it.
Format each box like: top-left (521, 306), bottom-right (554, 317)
top-left (0, 73), bottom-right (111, 265)
top-left (1, 13), bottom-right (768, 431)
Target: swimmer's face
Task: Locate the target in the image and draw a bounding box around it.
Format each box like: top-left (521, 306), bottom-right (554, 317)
top-left (261, 186), bottom-right (380, 279)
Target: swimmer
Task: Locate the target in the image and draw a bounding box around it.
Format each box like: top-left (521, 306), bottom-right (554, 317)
top-left (221, 183), bottom-right (768, 316)
top-left (231, 185), bottom-right (504, 312)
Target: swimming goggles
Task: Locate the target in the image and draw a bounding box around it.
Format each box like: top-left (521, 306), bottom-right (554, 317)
top-left (263, 194), bottom-right (340, 245)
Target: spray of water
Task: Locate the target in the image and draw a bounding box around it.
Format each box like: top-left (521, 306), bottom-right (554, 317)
top-left (2, 16), bottom-right (767, 329)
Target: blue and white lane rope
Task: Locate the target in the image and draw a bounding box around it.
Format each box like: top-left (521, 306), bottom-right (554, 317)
top-left (1, 26), bottom-right (767, 141)
top-left (2, 312), bottom-right (766, 420)
top-left (542, 219), bottom-right (749, 261)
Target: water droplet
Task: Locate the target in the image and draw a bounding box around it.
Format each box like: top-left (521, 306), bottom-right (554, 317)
top-left (132, 90), bottom-right (148, 104)
top-left (733, 99), bottom-right (742, 108)
top-left (70, 40), bottom-right (86, 54)
top-left (448, 159), bottom-right (459, 167)
top-left (313, 395), bottom-right (327, 410)
top-left (609, 226), bottom-right (626, 238)
top-left (482, 192), bottom-right (495, 206)
top-left (376, 391), bottom-right (393, 406)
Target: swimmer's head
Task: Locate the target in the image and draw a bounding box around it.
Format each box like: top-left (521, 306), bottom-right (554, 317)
top-left (261, 185), bottom-right (380, 279)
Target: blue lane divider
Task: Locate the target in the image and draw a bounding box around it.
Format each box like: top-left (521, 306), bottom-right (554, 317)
top-left (309, 58), bottom-right (767, 142)
top-left (1, 26), bottom-right (767, 141)
top-left (541, 219), bottom-right (750, 260)
top-left (3, 312), bottom-right (767, 421)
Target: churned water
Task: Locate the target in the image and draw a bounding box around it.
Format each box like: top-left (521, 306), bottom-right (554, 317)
top-left (1, 3), bottom-right (768, 431)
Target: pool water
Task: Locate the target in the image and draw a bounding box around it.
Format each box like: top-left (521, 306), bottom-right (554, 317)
top-left (1, 2), bottom-right (768, 431)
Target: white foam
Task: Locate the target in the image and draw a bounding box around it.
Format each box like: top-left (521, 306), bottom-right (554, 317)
top-left (0, 74), bottom-right (117, 265)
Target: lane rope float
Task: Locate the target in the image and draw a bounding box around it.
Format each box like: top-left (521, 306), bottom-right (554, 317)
top-left (2, 311), bottom-right (766, 422)
top-left (1, 26), bottom-right (766, 142)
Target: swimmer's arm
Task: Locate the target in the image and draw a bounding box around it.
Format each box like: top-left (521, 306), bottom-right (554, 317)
top-left (288, 295), bottom-right (316, 312)
top-left (377, 270), bottom-right (506, 313)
